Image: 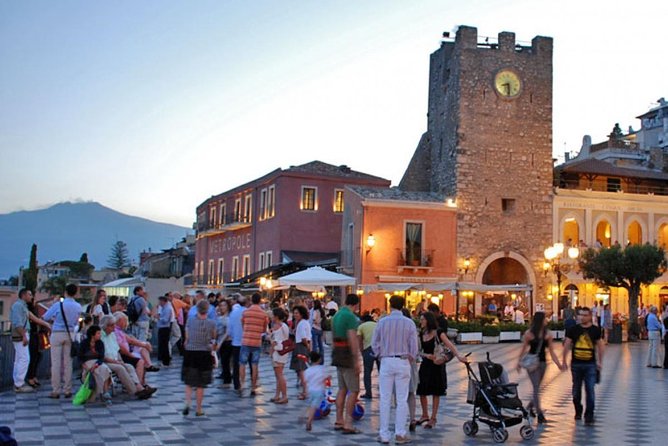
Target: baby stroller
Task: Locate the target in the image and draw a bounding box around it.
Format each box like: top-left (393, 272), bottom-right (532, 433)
top-left (463, 352), bottom-right (534, 443)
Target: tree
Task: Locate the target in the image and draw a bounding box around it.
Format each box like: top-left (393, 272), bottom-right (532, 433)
top-left (579, 244), bottom-right (667, 339)
top-left (24, 244), bottom-right (38, 293)
top-left (108, 240), bottom-right (130, 269)
top-left (41, 275), bottom-right (68, 296)
top-left (80, 252), bottom-right (89, 263)
top-left (8, 275), bottom-right (18, 286)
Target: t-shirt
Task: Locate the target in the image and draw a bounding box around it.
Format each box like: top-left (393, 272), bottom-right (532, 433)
top-left (357, 321), bottom-right (377, 350)
top-left (241, 305), bottom-right (269, 347)
top-left (304, 364), bottom-right (328, 393)
top-left (566, 324), bottom-right (602, 364)
top-left (295, 319), bottom-right (312, 343)
top-left (332, 306), bottom-right (358, 341)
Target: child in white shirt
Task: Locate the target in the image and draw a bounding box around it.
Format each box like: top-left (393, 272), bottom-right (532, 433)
top-left (303, 351), bottom-right (330, 431)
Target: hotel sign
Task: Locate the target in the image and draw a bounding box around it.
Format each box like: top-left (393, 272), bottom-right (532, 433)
top-left (560, 201), bottom-right (647, 213)
top-left (209, 232), bottom-right (251, 255)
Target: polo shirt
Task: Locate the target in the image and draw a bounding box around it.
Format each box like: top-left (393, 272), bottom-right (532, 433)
top-left (357, 321), bottom-right (377, 350)
top-left (241, 304), bottom-right (269, 347)
top-left (10, 299), bottom-right (30, 335)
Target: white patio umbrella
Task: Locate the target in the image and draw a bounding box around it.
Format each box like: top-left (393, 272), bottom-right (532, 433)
top-left (276, 266), bottom-right (355, 287)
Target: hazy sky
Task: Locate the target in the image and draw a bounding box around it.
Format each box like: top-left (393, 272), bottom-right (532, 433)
top-left (2, 0), bottom-right (667, 227)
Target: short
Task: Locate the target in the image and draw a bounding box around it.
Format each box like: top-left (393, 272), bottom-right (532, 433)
top-left (336, 366), bottom-right (360, 393)
top-left (121, 353), bottom-right (140, 368)
top-left (307, 390), bottom-right (326, 408)
top-left (239, 346), bottom-right (261, 365)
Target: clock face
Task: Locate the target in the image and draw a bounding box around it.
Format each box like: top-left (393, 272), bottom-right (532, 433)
top-left (494, 69), bottom-right (521, 98)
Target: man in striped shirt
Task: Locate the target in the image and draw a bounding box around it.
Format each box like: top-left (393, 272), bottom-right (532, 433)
top-left (372, 296), bottom-right (418, 444)
top-left (240, 293), bottom-right (269, 396)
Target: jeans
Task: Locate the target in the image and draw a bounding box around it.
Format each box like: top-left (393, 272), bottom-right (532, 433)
top-left (311, 328), bottom-right (324, 356)
top-left (232, 346), bottom-right (241, 390)
top-left (158, 327), bottom-right (171, 366)
top-left (362, 347), bottom-right (380, 396)
top-left (26, 332), bottom-right (42, 382)
top-left (132, 320), bottom-right (150, 342)
top-left (12, 335), bottom-right (30, 388)
top-left (647, 330), bottom-right (661, 366)
top-left (571, 362), bottom-right (597, 420)
top-left (379, 357), bottom-right (411, 440)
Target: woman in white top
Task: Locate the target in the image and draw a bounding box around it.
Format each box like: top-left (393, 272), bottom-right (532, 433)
top-left (270, 307), bottom-right (290, 404)
top-left (290, 305), bottom-right (312, 400)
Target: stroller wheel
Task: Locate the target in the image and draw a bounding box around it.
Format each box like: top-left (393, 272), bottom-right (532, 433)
top-left (463, 421), bottom-right (478, 436)
top-left (492, 428), bottom-right (509, 443)
top-left (520, 425), bottom-right (535, 440)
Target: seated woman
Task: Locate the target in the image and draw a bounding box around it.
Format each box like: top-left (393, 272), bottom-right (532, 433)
top-left (79, 325), bottom-right (113, 405)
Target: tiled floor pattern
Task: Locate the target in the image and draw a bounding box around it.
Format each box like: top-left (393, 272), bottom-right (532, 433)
top-left (1, 341), bottom-right (666, 445)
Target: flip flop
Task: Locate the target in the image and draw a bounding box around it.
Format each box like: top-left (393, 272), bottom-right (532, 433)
top-left (334, 423), bottom-right (345, 431)
top-left (416, 417), bottom-right (429, 425)
top-left (342, 428), bottom-right (362, 435)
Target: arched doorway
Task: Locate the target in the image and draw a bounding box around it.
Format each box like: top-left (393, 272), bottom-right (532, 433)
top-left (563, 219), bottom-right (579, 246)
top-left (563, 283), bottom-right (579, 313)
top-left (627, 221), bottom-right (642, 245)
top-left (660, 286), bottom-right (668, 308)
top-left (596, 220), bottom-right (612, 247)
top-left (659, 224), bottom-right (668, 248)
top-left (480, 256), bottom-right (531, 316)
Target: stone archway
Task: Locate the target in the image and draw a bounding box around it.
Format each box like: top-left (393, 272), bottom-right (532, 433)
top-left (474, 251), bottom-right (537, 314)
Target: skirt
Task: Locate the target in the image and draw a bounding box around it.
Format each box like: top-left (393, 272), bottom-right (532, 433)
top-left (182, 350), bottom-right (213, 388)
top-left (289, 343), bottom-right (309, 372)
top-left (416, 358), bottom-right (447, 396)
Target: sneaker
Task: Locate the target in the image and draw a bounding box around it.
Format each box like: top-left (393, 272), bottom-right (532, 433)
top-left (221, 383), bottom-right (231, 389)
top-left (395, 435), bottom-right (413, 444)
top-left (537, 414), bottom-right (547, 424)
top-left (14, 385), bottom-right (35, 393)
top-left (361, 393), bottom-right (373, 399)
top-left (146, 365), bottom-right (160, 372)
top-left (376, 436), bottom-right (390, 444)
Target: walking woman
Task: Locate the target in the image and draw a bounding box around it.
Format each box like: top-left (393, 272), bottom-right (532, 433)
top-left (270, 307), bottom-right (290, 404)
top-left (216, 299), bottom-right (233, 387)
top-left (516, 311), bottom-right (564, 423)
top-left (290, 305), bottom-right (312, 399)
top-left (416, 311), bottom-right (467, 429)
top-left (182, 300), bottom-right (217, 417)
top-left (311, 300), bottom-right (325, 356)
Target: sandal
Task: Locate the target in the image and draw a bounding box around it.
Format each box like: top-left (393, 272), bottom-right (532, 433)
top-left (306, 422), bottom-right (312, 431)
top-left (342, 427), bottom-right (362, 435)
top-left (270, 397), bottom-right (278, 403)
top-left (416, 417), bottom-right (429, 425)
top-left (425, 418), bottom-right (437, 429)
top-left (297, 393), bottom-right (306, 400)
top-left (275, 398), bottom-right (289, 404)
top-left (334, 423), bottom-right (345, 431)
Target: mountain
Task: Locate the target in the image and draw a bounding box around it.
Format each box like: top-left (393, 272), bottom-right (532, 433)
top-left (0, 201), bottom-right (190, 278)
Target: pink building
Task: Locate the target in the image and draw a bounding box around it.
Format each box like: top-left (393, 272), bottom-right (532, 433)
top-left (194, 161), bottom-right (390, 287)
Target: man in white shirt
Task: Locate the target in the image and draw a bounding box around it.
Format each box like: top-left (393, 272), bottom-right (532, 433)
top-left (513, 308), bottom-right (525, 324)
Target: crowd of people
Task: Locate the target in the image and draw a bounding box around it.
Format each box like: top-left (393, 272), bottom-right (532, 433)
top-left (10, 284), bottom-right (668, 443)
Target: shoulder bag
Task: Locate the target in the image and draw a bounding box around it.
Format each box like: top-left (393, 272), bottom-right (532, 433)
top-left (60, 300), bottom-right (80, 358)
top-left (432, 330), bottom-right (454, 365)
top-left (520, 334), bottom-right (544, 372)
top-left (277, 325), bottom-right (295, 356)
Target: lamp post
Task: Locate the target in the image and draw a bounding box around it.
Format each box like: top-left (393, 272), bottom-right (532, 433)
top-left (544, 243), bottom-right (579, 315)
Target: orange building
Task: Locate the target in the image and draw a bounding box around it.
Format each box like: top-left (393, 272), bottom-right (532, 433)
top-left (340, 186), bottom-right (458, 313)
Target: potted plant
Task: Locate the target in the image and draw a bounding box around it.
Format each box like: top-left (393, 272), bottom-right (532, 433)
top-left (456, 322), bottom-right (483, 344)
top-left (498, 322), bottom-right (526, 342)
top-left (446, 319), bottom-right (459, 340)
top-left (482, 325), bottom-right (500, 344)
top-left (547, 320), bottom-right (565, 340)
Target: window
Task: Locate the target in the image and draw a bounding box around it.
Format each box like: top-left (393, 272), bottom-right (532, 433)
top-left (0, 300), bottom-right (4, 316)
top-left (209, 207), bottom-right (216, 229)
top-left (607, 178), bottom-right (621, 192)
top-left (301, 186), bottom-right (317, 211)
top-left (217, 258), bottom-right (224, 284)
top-left (198, 260), bottom-right (204, 283)
top-left (502, 198), bottom-right (516, 215)
top-left (242, 255), bottom-right (251, 277)
top-left (267, 185), bottom-right (276, 218)
top-left (334, 189), bottom-right (344, 213)
top-left (405, 222), bottom-right (423, 265)
top-left (258, 252), bottom-right (265, 270)
top-left (265, 251), bottom-right (272, 267)
top-left (259, 189), bottom-right (267, 220)
top-left (231, 256), bottom-right (239, 281)
top-left (244, 195), bottom-right (252, 222)
top-left (345, 223), bottom-right (354, 267)
top-left (234, 198), bottom-right (242, 222)
top-left (208, 259), bottom-right (214, 284)
top-left (219, 203), bottom-right (226, 226)
top-left (194, 262), bottom-right (198, 283)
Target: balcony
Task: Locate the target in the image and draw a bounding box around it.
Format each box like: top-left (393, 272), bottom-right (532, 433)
top-left (196, 214), bottom-right (253, 239)
top-left (396, 249), bottom-right (434, 273)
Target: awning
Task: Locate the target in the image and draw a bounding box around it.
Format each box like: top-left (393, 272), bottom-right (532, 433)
top-left (360, 282), bottom-right (532, 293)
top-left (277, 266), bottom-right (355, 287)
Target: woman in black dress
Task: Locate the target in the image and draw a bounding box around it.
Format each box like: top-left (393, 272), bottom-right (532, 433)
top-left (416, 311), bottom-right (467, 429)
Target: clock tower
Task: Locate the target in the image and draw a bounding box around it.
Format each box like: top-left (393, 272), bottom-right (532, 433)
top-left (400, 26), bottom-right (554, 306)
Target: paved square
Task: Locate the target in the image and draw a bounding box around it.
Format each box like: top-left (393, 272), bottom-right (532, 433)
top-left (1, 341), bottom-right (666, 445)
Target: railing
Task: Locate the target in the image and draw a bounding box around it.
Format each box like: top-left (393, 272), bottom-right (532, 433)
top-left (196, 214), bottom-right (253, 237)
top-left (554, 178), bottom-right (668, 196)
top-left (396, 249), bottom-right (435, 267)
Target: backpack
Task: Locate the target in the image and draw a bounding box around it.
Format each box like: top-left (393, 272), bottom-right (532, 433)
top-left (127, 296), bottom-right (140, 324)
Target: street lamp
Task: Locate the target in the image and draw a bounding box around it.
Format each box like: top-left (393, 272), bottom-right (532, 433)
top-left (544, 242), bottom-right (579, 301)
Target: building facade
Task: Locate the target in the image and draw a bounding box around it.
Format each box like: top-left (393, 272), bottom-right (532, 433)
top-left (194, 161), bottom-right (390, 288)
top-left (400, 26), bottom-right (554, 309)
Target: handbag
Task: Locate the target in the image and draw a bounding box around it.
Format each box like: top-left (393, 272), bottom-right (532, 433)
top-left (520, 335), bottom-right (544, 372)
top-left (60, 301), bottom-right (80, 358)
top-left (432, 331), bottom-right (454, 365)
top-left (277, 338), bottom-right (295, 356)
top-left (38, 331), bottom-right (51, 351)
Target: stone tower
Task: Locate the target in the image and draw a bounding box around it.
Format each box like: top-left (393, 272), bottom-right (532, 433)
top-left (401, 26), bottom-right (554, 304)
